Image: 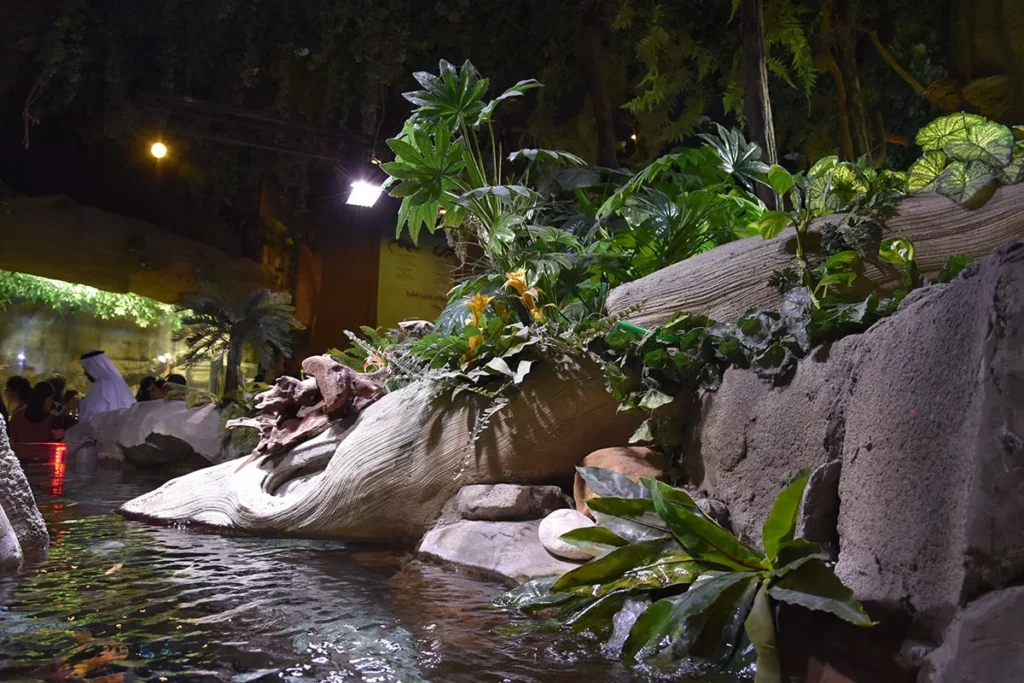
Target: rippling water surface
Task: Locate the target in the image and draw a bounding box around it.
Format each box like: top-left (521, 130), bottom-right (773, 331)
top-left (0, 451), bottom-right (739, 683)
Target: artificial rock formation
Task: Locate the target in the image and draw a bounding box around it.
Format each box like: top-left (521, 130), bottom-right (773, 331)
top-left (687, 241), bottom-right (1024, 651)
top-left (120, 357), bottom-right (642, 541)
top-left (454, 484), bottom-right (570, 522)
top-left (226, 355), bottom-right (387, 463)
top-left (66, 400), bottom-right (236, 468)
top-left (0, 415), bottom-right (49, 567)
top-left (539, 508), bottom-right (595, 561)
top-left (607, 184), bottom-right (1024, 327)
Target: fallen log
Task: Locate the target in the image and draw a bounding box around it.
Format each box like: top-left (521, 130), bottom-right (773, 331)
top-left (606, 184), bottom-right (1024, 327)
top-left (118, 358), bottom-right (642, 542)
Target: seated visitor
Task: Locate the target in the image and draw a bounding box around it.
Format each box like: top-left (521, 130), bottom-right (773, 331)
top-left (47, 375), bottom-right (67, 405)
top-left (8, 382), bottom-right (56, 443)
top-left (149, 374), bottom-right (187, 400)
top-left (4, 376), bottom-right (32, 436)
top-left (136, 375), bottom-right (157, 402)
top-left (78, 350), bottom-right (135, 421)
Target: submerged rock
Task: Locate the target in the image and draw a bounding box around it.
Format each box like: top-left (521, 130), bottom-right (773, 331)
top-left (0, 414), bottom-right (49, 563)
top-left (454, 484), bottom-right (570, 522)
top-left (539, 509), bottom-right (595, 560)
top-left (418, 519), bottom-right (580, 582)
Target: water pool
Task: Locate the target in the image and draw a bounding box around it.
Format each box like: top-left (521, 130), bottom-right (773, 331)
top-left (0, 453), bottom-right (739, 682)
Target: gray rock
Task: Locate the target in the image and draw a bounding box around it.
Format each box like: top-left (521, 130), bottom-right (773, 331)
top-left (797, 460), bottom-right (841, 559)
top-left (919, 587), bottom-right (1024, 683)
top-left (695, 496), bottom-right (732, 531)
top-left (835, 241), bottom-right (1024, 636)
top-left (0, 503), bottom-right (23, 572)
top-left (455, 484), bottom-right (570, 521)
top-left (539, 508), bottom-right (595, 560)
top-left (67, 400), bottom-right (235, 468)
top-left (687, 241), bottom-right (1024, 641)
top-left (418, 520), bottom-right (580, 582)
top-left (0, 415), bottom-right (49, 555)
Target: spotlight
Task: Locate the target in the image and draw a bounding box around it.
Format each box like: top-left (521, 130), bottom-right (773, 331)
top-left (347, 180), bottom-right (383, 207)
top-left (16, 353), bottom-right (25, 362)
top-left (151, 142), bottom-right (168, 159)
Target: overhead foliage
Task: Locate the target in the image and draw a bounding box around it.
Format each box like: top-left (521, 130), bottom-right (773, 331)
top-left (0, 269), bottom-right (179, 329)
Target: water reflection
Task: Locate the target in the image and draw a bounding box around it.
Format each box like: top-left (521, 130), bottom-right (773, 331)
top-left (0, 462), bottom-right (728, 683)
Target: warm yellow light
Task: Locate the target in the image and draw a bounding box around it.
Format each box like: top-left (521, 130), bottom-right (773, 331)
top-left (151, 142), bottom-right (168, 159)
top-left (630, 133), bottom-right (638, 142)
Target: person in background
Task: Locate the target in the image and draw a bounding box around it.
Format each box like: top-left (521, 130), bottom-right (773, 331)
top-left (4, 376), bottom-right (32, 417)
top-left (136, 376), bottom-right (157, 402)
top-left (8, 381), bottom-right (56, 443)
top-left (50, 413), bottom-right (78, 442)
top-left (149, 374), bottom-right (187, 400)
top-left (78, 351), bottom-right (135, 422)
top-left (48, 375), bottom-right (67, 402)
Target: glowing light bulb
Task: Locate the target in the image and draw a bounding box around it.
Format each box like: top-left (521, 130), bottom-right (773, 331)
top-left (151, 142), bottom-right (168, 159)
top-left (347, 180), bottom-right (383, 207)
top-left (630, 133), bottom-right (638, 142)
top-left (16, 353), bottom-right (25, 362)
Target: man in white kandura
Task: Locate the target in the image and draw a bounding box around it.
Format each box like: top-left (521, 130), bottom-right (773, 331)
top-left (78, 350), bottom-right (135, 422)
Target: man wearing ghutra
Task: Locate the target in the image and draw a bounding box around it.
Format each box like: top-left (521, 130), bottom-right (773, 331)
top-left (78, 351), bottom-right (135, 422)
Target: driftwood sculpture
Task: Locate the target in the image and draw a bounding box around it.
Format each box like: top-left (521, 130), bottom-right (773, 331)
top-left (119, 357), bottom-right (642, 541)
top-left (607, 185), bottom-right (1024, 326)
top-left (226, 355), bottom-right (387, 465)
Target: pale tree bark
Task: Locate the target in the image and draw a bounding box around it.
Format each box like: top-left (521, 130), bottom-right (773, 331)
top-left (740, 0), bottom-right (779, 209)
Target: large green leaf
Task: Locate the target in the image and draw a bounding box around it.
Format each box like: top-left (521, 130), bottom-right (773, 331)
top-left (755, 211), bottom-right (793, 240)
top-left (767, 165), bottom-right (795, 196)
top-left (623, 572), bottom-right (753, 662)
top-left (943, 120), bottom-right (1014, 168)
top-left (552, 539), bottom-right (679, 592)
top-left (404, 59), bottom-right (488, 128)
top-left (588, 497), bottom-right (671, 543)
top-left (507, 148), bottom-right (586, 167)
top-left (934, 160), bottom-right (996, 204)
top-left (691, 575), bottom-right (760, 664)
top-left (879, 237), bottom-right (915, 266)
top-left (650, 480), bottom-right (766, 570)
top-left (698, 123), bottom-right (769, 190)
top-left (999, 144), bottom-right (1024, 185)
top-left (906, 151), bottom-right (948, 193)
top-left (744, 583), bottom-right (782, 683)
top-left (576, 466), bottom-right (651, 500)
top-left (915, 112), bottom-right (986, 152)
top-left (571, 553), bottom-right (705, 599)
top-left (761, 469), bottom-right (810, 564)
top-left (558, 526), bottom-right (629, 557)
top-left (768, 559), bottom-right (875, 627)
top-left (477, 79), bottom-right (543, 125)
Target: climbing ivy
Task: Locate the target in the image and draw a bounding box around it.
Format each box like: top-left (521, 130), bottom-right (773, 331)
top-left (0, 270), bottom-right (180, 329)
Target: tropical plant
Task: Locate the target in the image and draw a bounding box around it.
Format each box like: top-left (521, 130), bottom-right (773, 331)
top-left (905, 113), bottom-right (1024, 205)
top-left (175, 285), bottom-right (303, 397)
top-left (498, 467), bottom-right (873, 681)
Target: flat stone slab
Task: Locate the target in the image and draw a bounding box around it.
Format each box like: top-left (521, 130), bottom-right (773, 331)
top-left (418, 520), bottom-right (581, 583)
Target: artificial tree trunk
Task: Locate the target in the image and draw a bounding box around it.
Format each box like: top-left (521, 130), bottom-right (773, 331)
top-left (581, 19), bottom-right (619, 169)
top-left (223, 338), bottom-right (245, 398)
top-left (740, 0), bottom-right (779, 209)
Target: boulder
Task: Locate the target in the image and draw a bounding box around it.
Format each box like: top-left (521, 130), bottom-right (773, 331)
top-left (119, 358), bottom-right (642, 541)
top-left (539, 509), bottom-right (595, 560)
top-left (418, 520), bottom-right (580, 582)
top-left (0, 415), bottom-right (49, 556)
top-left (796, 460), bottom-right (842, 559)
top-left (0, 503), bottom-right (23, 572)
top-left (66, 400), bottom-right (235, 468)
top-left (919, 587), bottom-right (1024, 683)
top-left (454, 484), bottom-right (570, 521)
top-left (687, 241), bottom-right (1024, 644)
top-left (573, 447), bottom-right (668, 516)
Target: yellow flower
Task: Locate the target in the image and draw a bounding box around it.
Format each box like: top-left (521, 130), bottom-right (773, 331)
top-left (529, 306), bottom-right (546, 323)
top-left (503, 270), bottom-right (529, 296)
top-left (464, 292), bottom-right (494, 328)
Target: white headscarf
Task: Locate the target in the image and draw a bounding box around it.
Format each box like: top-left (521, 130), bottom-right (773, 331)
top-left (79, 351), bottom-right (135, 421)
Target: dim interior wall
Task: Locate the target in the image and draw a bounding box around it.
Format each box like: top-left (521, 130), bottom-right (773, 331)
top-left (0, 302), bottom-right (206, 394)
top-left (376, 227), bottom-right (458, 330)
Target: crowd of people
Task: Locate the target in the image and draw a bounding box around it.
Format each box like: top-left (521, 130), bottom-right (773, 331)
top-left (1, 350), bottom-right (188, 445)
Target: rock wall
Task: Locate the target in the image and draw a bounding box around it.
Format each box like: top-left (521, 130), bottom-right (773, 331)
top-left (687, 242), bottom-right (1024, 659)
top-left (0, 414), bottom-right (49, 566)
top-left (67, 400), bottom-right (235, 469)
top-left (119, 358), bottom-right (642, 541)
